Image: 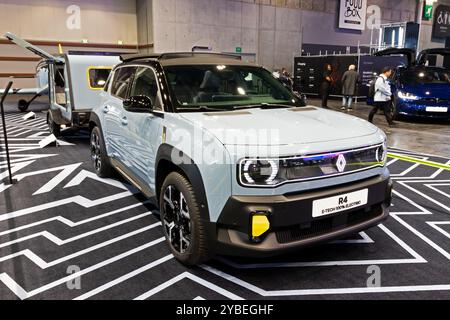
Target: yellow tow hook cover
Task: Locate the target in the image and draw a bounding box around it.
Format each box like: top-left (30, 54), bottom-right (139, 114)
top-left (252, 215), bottom-right (270, 238)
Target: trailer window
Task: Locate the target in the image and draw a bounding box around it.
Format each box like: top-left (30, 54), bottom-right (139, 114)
top-left (88, 68), bottom-right (112, 90)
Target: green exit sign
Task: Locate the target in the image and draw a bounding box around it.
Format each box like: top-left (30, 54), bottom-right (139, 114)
top-left (236, 47), bottom-right (242, 53)
top-left (423, 4), bottom-right (433, 20)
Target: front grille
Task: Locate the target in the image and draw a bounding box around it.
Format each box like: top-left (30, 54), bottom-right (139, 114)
top-left (279, 144), bottom-right (384, 183)
top-left (418, 98), bottom-right (450, 104)
top-left (275, 204), bottom-right (383, 244)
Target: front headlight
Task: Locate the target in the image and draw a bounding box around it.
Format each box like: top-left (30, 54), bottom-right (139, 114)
top-left (241, 160), bottom-right (280, 186)
top-left (398, 91), bottom-right (419, 101)
top-left (377, 140), bottom-right (388, 165)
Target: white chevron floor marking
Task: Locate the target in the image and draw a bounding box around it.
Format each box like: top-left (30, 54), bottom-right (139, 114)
top-left (426, 184), bottom-right (450, 199)
top-left (0, 222), bottom-right (162, 268)
top-left (9, 163), bottom-right (83, 195)
top-left (330, 231), bottom-right (374, 244)
top-left (74, 254), bottom-right (174, 300)
top-left (0, 191), bottom-right (134, 222)
top-left (0, 237), bottom-right (166, 300)
top-left (64, 170), bottom-right (129, 191)
top-left (0, 154), bottom-right (58, 165)
top-left (0, 202), bottom-right (149, 237)
top-left (201, 263), bottom-right (450, 297)
top-left (398, 181), bottom-right (450, 212)
top-left (0, 161), bottom-right (35, 181)
top-left (134, 272), bottom-right (244, 301)
top-left (0, 211), bottom-right (154, 248)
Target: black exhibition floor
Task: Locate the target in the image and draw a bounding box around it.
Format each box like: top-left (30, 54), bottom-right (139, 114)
top-left (0, 111), bottom-right (449, 300)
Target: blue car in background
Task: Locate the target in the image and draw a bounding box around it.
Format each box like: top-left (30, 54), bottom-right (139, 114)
top-left (373, 48), bottom-right (450, 121)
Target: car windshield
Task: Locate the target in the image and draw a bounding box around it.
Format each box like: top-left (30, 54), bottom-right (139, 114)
top-left (164, 65), bottom-right (303, 111)
top-left (401, 68), bottom-right (450, 85)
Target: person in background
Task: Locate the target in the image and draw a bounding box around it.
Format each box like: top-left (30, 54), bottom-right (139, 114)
top-left (369, 66), bottom-right (396, 127)
top-left (320, 64), bottom-right (333, 108)
top-left (341, 64), bottom-right (360, 111)
top-left (280, 67), bottom-right (293, 89)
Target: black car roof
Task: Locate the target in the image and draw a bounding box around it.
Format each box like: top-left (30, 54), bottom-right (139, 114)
top-left (120, 52), bottom-right (257, 67)
top-left (399, 65), bottom-right (449, 72)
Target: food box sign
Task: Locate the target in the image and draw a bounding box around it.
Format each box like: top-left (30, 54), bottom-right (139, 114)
top-left (339, 0), bottom-right (368, 31)
top-left (433, 5), bottom-right (450, 38)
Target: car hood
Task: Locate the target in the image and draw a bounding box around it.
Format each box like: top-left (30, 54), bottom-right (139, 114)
top-left (400, 83), bottom-right (450, 99)
top-left (179, 106), bottom-right (379, 146)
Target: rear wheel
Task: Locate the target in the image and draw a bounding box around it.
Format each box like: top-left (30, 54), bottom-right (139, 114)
top-left (18, 99), bottom-right (29, 113)
top-left (90, 126), bottom-right (113, 178)
top-left (160, 172), bottom-right (210, 266)
top-left (47, 113), bottom-right (61, 137)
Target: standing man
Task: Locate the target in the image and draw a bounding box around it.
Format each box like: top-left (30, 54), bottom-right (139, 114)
top-left (320, 64), bottom-right (333, 108)
top-left (341, 65), bottom-right (360, 111)
top-left (369, 67), bottom-right (396, 127)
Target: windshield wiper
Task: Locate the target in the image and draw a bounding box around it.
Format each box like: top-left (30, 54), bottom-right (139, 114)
top-left (176, 106), bottom-right (231, 112)
top-left (232, 103), bottom-right (295, 110)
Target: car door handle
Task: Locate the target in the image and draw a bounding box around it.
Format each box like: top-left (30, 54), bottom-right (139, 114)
top-left (103, 105), bottom-right (110, 114)
top-left (121, 116), bottom-right (128, 126)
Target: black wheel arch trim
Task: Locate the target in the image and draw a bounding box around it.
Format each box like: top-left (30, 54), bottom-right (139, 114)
top-left (89, 112), bottom-right (104, 132)
top-left (88, 113), bottom-right (108, 150)
top-left (155, 144), bottom-right (210, 223)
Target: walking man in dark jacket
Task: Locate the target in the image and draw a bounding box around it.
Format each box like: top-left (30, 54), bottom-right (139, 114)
top-left (341, 65), bottom-right (359, 111)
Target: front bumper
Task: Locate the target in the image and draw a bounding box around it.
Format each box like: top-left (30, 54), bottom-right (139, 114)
top-left (397, 100), bottom-right (450, 119)
top-left (214, 174), bottom-right (392, 257)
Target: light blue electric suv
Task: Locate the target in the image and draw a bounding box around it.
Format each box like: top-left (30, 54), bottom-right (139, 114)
top-left (89, 53), bottom-right (393, 265)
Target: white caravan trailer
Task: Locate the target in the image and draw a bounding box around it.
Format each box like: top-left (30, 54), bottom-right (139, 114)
top-left (1, 32), bottom-right (121, 136)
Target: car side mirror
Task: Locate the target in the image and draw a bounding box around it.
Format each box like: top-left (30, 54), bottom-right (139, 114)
top-left (123, 95), bottom-right (153, 113)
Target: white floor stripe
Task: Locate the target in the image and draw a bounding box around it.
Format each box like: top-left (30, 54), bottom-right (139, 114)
top-left (134, 272), bottom-right (244, 301)
top-left (0, 202), bottom-right (149, 237)
top-left (201, 264), bottom-right (450, 297)
top-left (0, 237), bottom-right (166, 300)
top-left (0, 222), bottom-right (162, 268)
top-left (74, 255), bottom-right (174, 300)
top-left (0, 211), bottom-right (154, 248)
top-left (0, 191), bottom-right (135, 222)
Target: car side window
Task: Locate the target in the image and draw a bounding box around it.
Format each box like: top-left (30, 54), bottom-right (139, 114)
top-left (110, 67), bottom-right (136, 99)
top-left (129, 66), bottom-right (162, 111)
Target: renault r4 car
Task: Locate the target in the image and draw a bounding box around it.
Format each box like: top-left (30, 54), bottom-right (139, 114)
top-left (89, 52), bottom-right (393, 265)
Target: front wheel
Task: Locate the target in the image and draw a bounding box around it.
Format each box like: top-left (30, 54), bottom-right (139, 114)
top-left (90, 126), bottom-right (113, 178)
top-left (390, 100), bottom-right (398, 121)
top-left (160, 172), bottom-right (211, 266)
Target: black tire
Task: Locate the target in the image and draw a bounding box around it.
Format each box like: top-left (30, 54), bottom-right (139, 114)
top-left (18, 99), bottom-right (29, 113)
top-left (47, 113), bottom-right (61, 137)
top-left (90, 126), bottom-right (113, 178)
top-left (390, 100), bottom-right (398, 121)
top-left (160, 172), bottom-right (210, 266)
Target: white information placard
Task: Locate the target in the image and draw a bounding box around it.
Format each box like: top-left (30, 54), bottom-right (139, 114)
top-left (23, 112), bottom-right (36, 120)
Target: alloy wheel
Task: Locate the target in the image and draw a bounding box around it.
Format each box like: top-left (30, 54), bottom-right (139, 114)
top-left (162, 185), bottom-right (192, 254)
top-left (90, 131), bottom-right (102, 172)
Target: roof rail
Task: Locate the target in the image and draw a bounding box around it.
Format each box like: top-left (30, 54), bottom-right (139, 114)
top-left (120, 52), bottom-right (242, 63)
top-left (120, 53), bottom-right (161, 62)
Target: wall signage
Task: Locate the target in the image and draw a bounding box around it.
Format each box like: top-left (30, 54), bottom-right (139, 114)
top-left (433, 5), bottom-right (450, 38)
top-left (339, 0), bottom-right (368, 31)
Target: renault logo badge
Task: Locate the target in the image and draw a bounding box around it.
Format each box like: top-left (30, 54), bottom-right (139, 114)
top-left (336, 154), bottom-right (347, 173)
